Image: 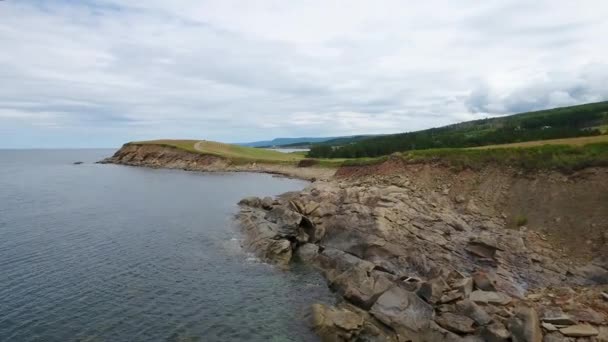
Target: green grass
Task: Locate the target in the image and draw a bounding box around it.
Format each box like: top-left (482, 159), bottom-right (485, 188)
top-left (398, 142), bottom-right (608, 173)
top-left (128, 138), bottom-right (608, 173)
top-left (129, 139), bottom-right (305, 164)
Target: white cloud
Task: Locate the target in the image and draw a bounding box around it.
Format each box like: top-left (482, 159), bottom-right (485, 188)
top-left (0, 0), bottom-right (607, 147)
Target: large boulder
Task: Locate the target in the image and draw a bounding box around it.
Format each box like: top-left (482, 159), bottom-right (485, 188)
top-left (311, 303), bottom-right (364, 342)
top-left (295, 243), bottom-right (319, 262)
top-left (264, 206), bottom-right (302, 237)
top-left (509, 305), bottom-right (542, 342)
top-left (370, 286), bottom-right (434, 335)
top-left (456, 299), bottom-right (492, 326)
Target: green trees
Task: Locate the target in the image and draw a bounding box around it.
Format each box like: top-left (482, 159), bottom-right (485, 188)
top-left (307, 101), bottom-right (608, 159)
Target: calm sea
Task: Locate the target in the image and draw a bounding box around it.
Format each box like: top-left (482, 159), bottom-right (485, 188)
top-left (0, 149), bottom-right (333, 342)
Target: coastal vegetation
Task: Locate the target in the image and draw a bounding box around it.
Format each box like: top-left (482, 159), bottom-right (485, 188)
top-left (308, 101), bottom-right (608, 158)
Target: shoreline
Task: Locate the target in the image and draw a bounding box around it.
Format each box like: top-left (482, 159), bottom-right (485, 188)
top-left (98, 143), bottom-right (335, 181)
top-left (101, 143), bottom-right (608, 341)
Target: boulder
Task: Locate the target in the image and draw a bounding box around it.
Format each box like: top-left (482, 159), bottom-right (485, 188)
top-left (470, 290), bottom-right (512, 305)
top-left (482, 322), bottom-right (511, 342)
top-left (332, 267), bottom-right (395, 310)
top-left (435, 312), bottom-right (476, 334)
top-left (467, 236), bottom-right (501, 259)
top-left (473, 271), bottom-right (497, 291)
top-left (370, 286), bottom-right (434, 333)
top-left (456, 299), bottom-right (492, 325)
top-left (261, 196), bottom-right (274, 210)
top-left (264, 206), bottom-right (302, 237)
top-left (266, 239), bottom-right (293, 266)
top-left (509, 305), bottom-right (542, 342)
top-left (238, 196), bottom-right (261, 207)
top-left (417, 277), bottom-right (446, 304)
top-left (311, 303), bottom-right (364, 342)
top-left (452, 277), bottom-right (474, 297)
top-left (558, 324), bottom-right (599, 337)
top-left (295, 243), bottom-right (319, 262)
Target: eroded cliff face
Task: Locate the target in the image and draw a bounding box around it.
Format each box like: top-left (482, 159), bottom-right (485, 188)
top-left (100, 144), bottom-right (230, 171)
top-left (100, 143), bottom-right (335, 180)
top-left (238, 159), bottom-right (608, 341)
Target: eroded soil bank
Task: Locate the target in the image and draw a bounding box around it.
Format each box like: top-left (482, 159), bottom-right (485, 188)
top-left (238, 157), bottom-right (608, 341)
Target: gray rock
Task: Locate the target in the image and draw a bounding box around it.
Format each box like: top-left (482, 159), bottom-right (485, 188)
top-left (238, 196), bottom-right (261, 207)
top-left (541, 315), bottom-right (577, 326)
top-left (370, 286), bottom-right (434, 333)
top-left (264, 206), bottom-right (302, 237)
top-left (261, 196), bottom-right (274, 210)
top-left (456, 299), bottom-right (493, 325)
top-left (470, 290), bottom-right (512, 305)
top-left (417, 277), bottom-right (446, 304)
top-left (540, 322), bottom-right (558, 332)
top-left (332, 268), bottom-right (395, 310)
top-left (482, 322), bottom-right (511, 342)
top-left (435, 312), bottom-right (476, 334)
top-left (602, 291), bottom-right (608, 301)
top-left (509, 305), bottom-right (542, 342)
top-left (295, 243), bottom-right (319, 262)
top-left (558, 324), bottom-right (599, 337)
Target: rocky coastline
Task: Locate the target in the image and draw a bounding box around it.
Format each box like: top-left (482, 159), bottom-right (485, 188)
top-left (238, 159), bottom-right (608, 341)
top-left (103, 144), bottom-right (608, 341)
top-left (99, 143), bottom-right (335, 181)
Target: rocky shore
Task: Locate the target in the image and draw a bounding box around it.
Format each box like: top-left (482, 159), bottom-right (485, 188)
top-left (238, 159), bottom-right (608, 341)
top-left (102, 144), bottom-right (608, 341)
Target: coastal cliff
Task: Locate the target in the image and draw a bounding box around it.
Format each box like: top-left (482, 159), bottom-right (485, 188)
top-left (100, 142), bottom-right (335, 180)
top-left (102, 142), bottom-right (608, 341)
top-left (238, 158), bottom-right (608, 341)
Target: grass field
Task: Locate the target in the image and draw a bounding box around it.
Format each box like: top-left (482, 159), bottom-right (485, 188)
top-left (130, 136), bottom-right (608, 172)
top-left (471, 135), bottom-right (608, 149)
top-left (130, 139), bottom-right (305, 164)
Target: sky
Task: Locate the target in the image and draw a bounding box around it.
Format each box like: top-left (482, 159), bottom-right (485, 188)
top-left (1, 1), bottom-right (607, 148)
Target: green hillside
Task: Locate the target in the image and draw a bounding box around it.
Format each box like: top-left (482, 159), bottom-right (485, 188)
top-left (309, 101), bottom-right (608, 158)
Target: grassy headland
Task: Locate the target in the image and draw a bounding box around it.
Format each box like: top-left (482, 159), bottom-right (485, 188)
top-left (128, 139), bottom-right (306, 164)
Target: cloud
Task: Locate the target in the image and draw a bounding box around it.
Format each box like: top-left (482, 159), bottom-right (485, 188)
top-left (0, 0), bottom-right (607, 147)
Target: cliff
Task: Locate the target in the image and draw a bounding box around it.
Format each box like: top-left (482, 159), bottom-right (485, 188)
top-left (238, 157), bottom-right (608, 341)
top-left (99, 142), bottom-right (335, 180)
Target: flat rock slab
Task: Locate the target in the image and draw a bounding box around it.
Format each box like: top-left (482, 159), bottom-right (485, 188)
top-left (435, 312), bottom-right (476, 334)
top-left (470, 290), bottom-right (512, 305)
top-left (541, 315), bottom-right (577, 326)
top-left (559, 324), bottom-right (599, 337)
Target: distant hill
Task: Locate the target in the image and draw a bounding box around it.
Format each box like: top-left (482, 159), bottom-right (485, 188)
top-left (308, 101), bottom-right (608, 158)
top-left (238, 135), bottom-right (377, 148)
top-left (237, 137), bottom-right (338, 148)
